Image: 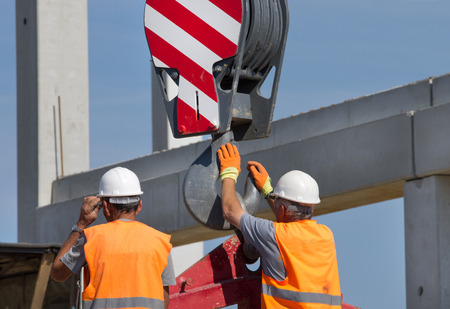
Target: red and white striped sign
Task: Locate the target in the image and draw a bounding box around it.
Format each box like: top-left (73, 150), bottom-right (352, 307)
top-left (145, 0), bottom-right (243, 135)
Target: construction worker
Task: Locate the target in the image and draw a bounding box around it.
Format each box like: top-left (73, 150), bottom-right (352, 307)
top-left (218, 143), bottom-right (341, 308)
top-left (51, 167), bottom-right (175, 309)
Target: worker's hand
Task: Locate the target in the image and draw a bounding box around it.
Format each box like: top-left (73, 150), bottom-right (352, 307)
top-left (77, 196), bottom-right (103, 229)
top-left (247, 161), bottom-right (273, 198)
top-left (218, 143), bottom-right (241, 183)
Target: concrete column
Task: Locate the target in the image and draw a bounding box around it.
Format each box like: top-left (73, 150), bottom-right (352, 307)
top-left (404, 176), bottom-right (450, 309)
top-left (16, 0), bottom-right (89, 242)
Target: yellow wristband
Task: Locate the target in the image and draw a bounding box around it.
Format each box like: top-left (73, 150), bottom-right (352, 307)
top-left (220, 167), bottom-right (239, 183)
top-left (261, 177), bottom-right (273, 198)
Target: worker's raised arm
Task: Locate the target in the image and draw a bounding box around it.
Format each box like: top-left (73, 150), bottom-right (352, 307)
top-left (218, 143), bottom-right (246, 229)
top-left (51, 229), bottom-right (81, 282)
top-left (51, 196), bottom-right (102, 282)
top-left (247, 161), bottom-right (276, 213)
top-left (221, 178), bottom-right (245, 228)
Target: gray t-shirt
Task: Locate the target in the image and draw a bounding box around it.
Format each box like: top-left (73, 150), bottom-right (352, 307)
top-left (61, 223), bottom-right (176, 286)
top-left (240, 213), bottom-right (286, 282)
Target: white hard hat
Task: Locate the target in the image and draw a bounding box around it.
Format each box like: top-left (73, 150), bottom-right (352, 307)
top-left (272, 170), bottom-right (320, 205)
top-left (98, 167), bottom-right (143, 201)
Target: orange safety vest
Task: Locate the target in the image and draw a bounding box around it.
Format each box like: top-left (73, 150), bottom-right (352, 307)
top-left (82, 220), bottom-right (172, 309)
top-left (262, 220), bottom-right (341, 309)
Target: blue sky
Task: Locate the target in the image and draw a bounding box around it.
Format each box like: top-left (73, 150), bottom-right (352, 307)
top-left (2, 0), bottom-right (450, 308)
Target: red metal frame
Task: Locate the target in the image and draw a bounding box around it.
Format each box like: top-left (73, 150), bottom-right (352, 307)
top-left (169, 233), bottom-right (359, 308)
top-left (169, 233), bottom-right (261, 308)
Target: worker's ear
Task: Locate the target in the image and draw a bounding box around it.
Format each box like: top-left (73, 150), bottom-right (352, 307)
top-left (274, 199), bottom-right (288, 222)
top-left (135, 200), bottom-right (143, 215)
top-left (280, 201), bottom-right (288, 214)
top-left (103, 202), bottom-right (111, 217)
top-left (279, 201), bottom-right (293, 222)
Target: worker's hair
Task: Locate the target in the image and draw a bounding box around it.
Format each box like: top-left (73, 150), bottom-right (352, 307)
top-left (105, 199), bottom-right (140, 214)
top-left (278, 199), bottom-right (314, 221)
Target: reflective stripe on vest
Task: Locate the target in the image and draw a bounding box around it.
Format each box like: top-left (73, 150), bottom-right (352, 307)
top-left (83, 296), bottom-right (164, 309)
top-left (262, 284), bottom-right (341, 306)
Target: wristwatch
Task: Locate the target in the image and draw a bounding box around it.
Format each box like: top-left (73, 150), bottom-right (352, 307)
top-left (71, 224), bottom-right (84, 234)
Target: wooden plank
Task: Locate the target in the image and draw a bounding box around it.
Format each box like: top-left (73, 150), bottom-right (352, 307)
top-left (30, 253), bottom-right (55, 309)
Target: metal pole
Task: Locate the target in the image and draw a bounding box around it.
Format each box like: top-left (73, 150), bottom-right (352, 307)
top-left (58, 96), bottom-right (64, 177)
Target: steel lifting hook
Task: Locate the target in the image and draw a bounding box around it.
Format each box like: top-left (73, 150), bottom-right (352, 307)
top-left (183, 131), bottom-right (261, 230)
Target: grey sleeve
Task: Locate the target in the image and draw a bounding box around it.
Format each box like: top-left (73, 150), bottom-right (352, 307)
top-left (60, 234), bottom-right (87, 274)
top-left (240, 213), bottom-right (286, 282)
top-left (162, 252), bottom-right (176, 286)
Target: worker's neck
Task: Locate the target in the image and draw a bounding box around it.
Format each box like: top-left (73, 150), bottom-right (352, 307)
top-left (108, 212), bottom-right (136, 222)
top-left (279, 218), bottom-right (311, 223)
top-left (118, 213), bottom-right (136, 221)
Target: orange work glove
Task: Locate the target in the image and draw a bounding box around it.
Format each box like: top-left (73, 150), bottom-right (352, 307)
top-left (247, 161), bottom-right (273, 198)
top-left (218, 143), bottom-right (241, 182)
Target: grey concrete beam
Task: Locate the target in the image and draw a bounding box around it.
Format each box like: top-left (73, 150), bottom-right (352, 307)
top-left (247, 113), bottom-right (414, 217)
top-left (38, 112), bottom-right (418, 245)
top-left (243, 77), bottom-right (431, 155)
top-left (50, 75), bottom-right (434, 204)
top-left (414, 103), bottom-right (450, 177)
top-left (433, 73), bottom-right (450, 107)
top-left (33, 74), bottom-right (450, 246)
top-left (51, 140), bottom-right (210, 203)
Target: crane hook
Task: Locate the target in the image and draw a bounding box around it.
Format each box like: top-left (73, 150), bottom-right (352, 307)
top-left (183, 131), bottom-right (261, 230)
